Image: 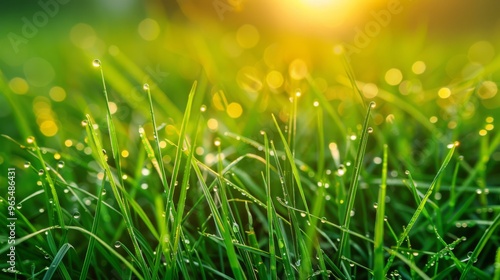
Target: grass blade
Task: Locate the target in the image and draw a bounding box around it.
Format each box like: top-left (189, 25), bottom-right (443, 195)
top-left (373, 144), bottom-right (388, 279)
top-left (337, 101), bottom-right (375, 265)
top-left (43, 243), bottom-right (73, 280)
top-left (460, 213), bottom-right (500, 279)
top-left (261, 131), bottom-right (277, 280)
top-left (494, 247), bottom-right (500, 280)
top-left (79, 174), bottom-right (107, 280)
top-left (384, 142), bottom-right (459, 275)
top-left (191, 153), bottom-right (247, 280)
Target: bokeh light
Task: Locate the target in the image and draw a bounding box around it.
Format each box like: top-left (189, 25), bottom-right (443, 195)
top-left (8, 77), bottom-right (29, 95)
top-left (385, 68), bottom-right (403, 86)
top-left (236, 24), bottom-right (260, 49)
top-left (138, 18), bottom-right (160, 41)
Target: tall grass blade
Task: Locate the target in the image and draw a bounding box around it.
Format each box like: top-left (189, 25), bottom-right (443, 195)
top-left (85, 114), bottom-right (149, 277)
top-left (80, 175), bottom-right (107, 280)
top-left (171, 107), bottom-right (201, 277)
top-left (373, 144), bottom-right (388, 279)
top-left (384, 142), bottom-right (458, 275)
top-left (337, 101), bottom-right (374, 265)
top-left (144, 83), bottom-right (168, 188)
top-left (262, 131), bottom-right (277, 280)
top-left (163, 81), bottom-right (197, 263)
top-left (271, 114), bottom-right (311, 218)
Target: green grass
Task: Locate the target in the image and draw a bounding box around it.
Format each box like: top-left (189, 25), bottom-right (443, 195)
top-left (1, 50), bottom-right (499, 280)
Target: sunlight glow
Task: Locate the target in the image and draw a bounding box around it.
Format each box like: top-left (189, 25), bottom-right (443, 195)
top-left (270, 0), bottom-right (380, 32)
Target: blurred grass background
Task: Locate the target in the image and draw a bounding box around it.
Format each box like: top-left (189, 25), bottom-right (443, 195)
top-left (1, 0), bottom-right (499, 175)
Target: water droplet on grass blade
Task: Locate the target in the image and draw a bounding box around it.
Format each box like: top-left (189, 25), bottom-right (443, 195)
top-left (57, 161), bottom-right (64, 168)
top-left (92, 59), bottom-right (101, 67)
top-left (114, 241), bottom-right (121, 248)
top-left (369, 101), bottom-right (376, 108)
top-left (367, 127), bottom-right (373, 133)
top-left (81, 120), bottom-right (88, 127)
top-left (38, 169), bottom-right (44, 176)
top-left (200, 105), bottom-right (207, 112)
top-left (337, 164), bottom-right (346, 176)
top-left (73, 211), bottom-right (80, 219)
top-left (143, 83), bottom-right (150, 91)
top-left (27, 136), bottom-right (35, 144)
top-left (102, 149), bottom-right (108, 161)
top-left (232, 222), bottom-right (240, 233)
top-left (214, 139), bottom-right (221, 147)
top-left (24, 161), bottom-right (31, 168)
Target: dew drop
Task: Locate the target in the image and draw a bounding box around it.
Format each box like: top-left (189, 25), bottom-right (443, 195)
top-left (369, 101), bottom-right (376, 108)
top-left (24, 161), bottom-right (31, 168)
top-left (92, 59), bottom-right (101, 67)
top-left (405, 170), bottom-right (410, 175)
top-left (143, 83), bottom-right (150, 91)
top-left (16, 204), bottom-right (22, 209)
top-left (232, 222), bottom-right (240, 233)
top-left (73, 211), bottom-right (81, 219)
top-left (38, 169), bottom-right (45, 176)
top-left (101, 188), bottom-right (107, 196)
top-left (337, 164), bottom-right (346, 176)
top-left (367, 127), bottom-right (373, 133)
top-left (57, 161), bottom-right (65, 169)
top-left (27, 136), bottom-right (35, 144)
top-left (214, 139), bottom-right (221, 147)
top-left (373, 203), bottom-right (378, 209)
top-left (81, 120), bottom-right (88, 127)
top-left (102, 149), bottom-right (108, 161)
top-left (320, 217), bottom-right (327, 223)
top-left (349, 262), bottom-right (355, 267)
top-left (114, 241), bottom-right (121, 248)
top-left (300, 212), bottom-right (307, 217)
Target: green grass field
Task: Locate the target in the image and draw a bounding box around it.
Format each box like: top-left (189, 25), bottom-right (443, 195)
top-left (1, 1), bottom-right (500, 279)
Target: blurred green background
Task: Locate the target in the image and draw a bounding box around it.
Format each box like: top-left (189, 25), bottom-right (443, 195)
top-left (1, 0), bottom-right (500, 184)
